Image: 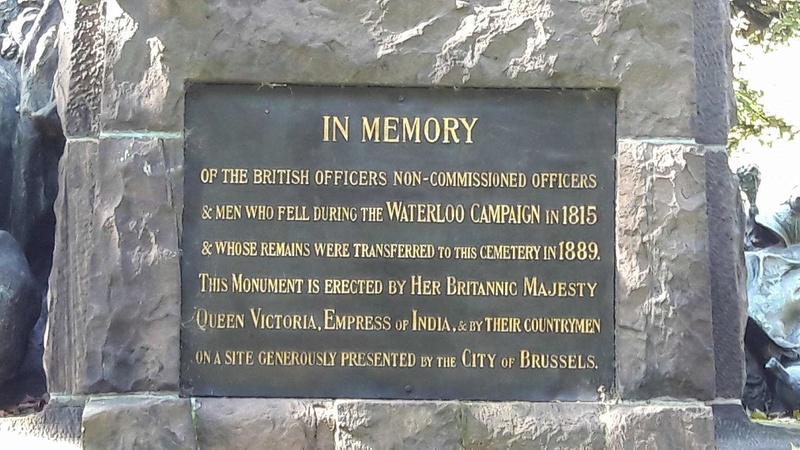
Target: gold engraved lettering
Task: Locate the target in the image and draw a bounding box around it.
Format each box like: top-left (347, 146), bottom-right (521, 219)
top-left (323, 278), bottom-right (383, 295)
top-left (470, 203), bottom-right (540, 224)
top-left (360, 206), bottom-right (383, 222)
top-left (194, 308), bottom-right (245, 331)
top-left (445, 275), bottom-right (517, 296)
top-left (411, 309), bottom-right (452, 332)
top-left (249, 308), bottom-right (318, 330)
top-left (557, 241), bottom-right (600, 261)
top-left (313, 170), bottom-right (387, 186)
top-left (545, 205), bottom-right (598, 225)
top-left (480, 245), bottom-right (539, 261)
top-left (230, 273), bottom-right (304, 294)
top-left (461, 348), bottom-right (496, 368)
top-left (521, 317), bottom-right (601, 334)
top-left (410, 274), bottom-right (441, 295)
top-left (403, 117), bottom-right (421, 143)
top-left (313, 206), bottom-right (358, 222)
top-left (223, 350), bottom-right (255, 366)
top-left (478, 242), bottom-right (599, 261)
top-left (530, 172), bottom-right (598, 189)
top-left (213, 241), bottom-right (258, 257)
top-left (339, 351), bottom-right (417, 367)
top-left (454, 246), bottom-right (477, 259)
top-left (428, 171), bottom-right (526, 188)
top-left (252, 168), bottom-right (310, 185)
top-left (312, 242), bottom-right (351, 258)
top-left (472, 317), bottom-right (602, 334)
top-left (437, 356), bottom-right (457, 368)
top-left (352, 243), bottom-right (435, 259)
top-left (361, 117), bottom-right (381, 142)
top-left (442, 117), bottom-right (459, 143)
top-left (483, 316), bottom-right (522, 333)
top-left (259, 241), bottom-right (310, 257)
top-left (459, 117), bottom-right (478, 143)
top-left (360, 116), bottom-right (477, 143)
top-left (198, 273), bottom-right (228, 293)
top-left (276, 205), bottom-right (310, 221)
top-left (323, 308), bottom-right (392, 331)
top-left (322, 115), bottom-right (349, 142)
top-left (385, 201), bottom-right (465, 223)
top-left (518, 351), bottom-right (597, 369)
top-left (423, 117), bottom-right (441, 142)
top-left (322, 115), bottom-right (330, 141)
top-left (195, 350), bottom-right (214, 364)
top-left (383, 116), bottom-right (400, 143)
top-left (392, 171), bottom-right (422, 187)
top-left (243, 205), bottom-right (272, 220)
top-left (522, 277), bottom-right (598, 297)
top-left (214, 204), bottom-right (241, 220)
top-left (258, 350), bottom-right (337, 367)
top-left (220, 168), bottom-right (248, 184)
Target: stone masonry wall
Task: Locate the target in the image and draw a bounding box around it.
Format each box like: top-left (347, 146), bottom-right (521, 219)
top-left (36, 0), bottom-right (741, 447)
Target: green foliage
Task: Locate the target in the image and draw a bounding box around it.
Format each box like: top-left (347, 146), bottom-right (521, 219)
top-left (730, 77), bottom-right (798, 149)
top-left (732, 0), bottom-right (800, 48)
top-left (729, 0), bottom-right (800, 150)
top-left (749, 408), bottom-right (768, 420)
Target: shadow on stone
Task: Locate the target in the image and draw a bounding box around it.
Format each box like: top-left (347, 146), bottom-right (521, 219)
top-left (0, 0), bottom-right (64, 411)
top-left (715, 403), bottom-right (800, 450)
top-left (0, 231), bottom-right (41, 408)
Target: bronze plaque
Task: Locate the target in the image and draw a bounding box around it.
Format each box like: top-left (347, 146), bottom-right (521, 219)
top-left (180, 85), bottom-right (616, 400)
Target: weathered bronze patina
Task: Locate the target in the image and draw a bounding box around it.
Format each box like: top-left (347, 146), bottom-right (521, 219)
top-left (181, 85), bottom-right (616, 400)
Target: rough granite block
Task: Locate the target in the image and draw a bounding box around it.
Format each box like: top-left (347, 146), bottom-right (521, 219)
top-left (464, 402), bottom-right (605, 449)
top-left (705, 150), bottom-right (747, 399)
top-left (55, 0), bottom-right (104, 137)
top-left (615, 140), bottom-right (716, 400)
top-left (336, 400), bottom-right (462, 449)
top-left (82, 396), bottom-right (195, 450)
top-left (603, 404), bottom-right (714, 450)
top-left (0, 400), bottom-right (83, 448)
top-left (194, 398), bottom-right (335, 450)
top-left (46, 137), bottom-right (184, 394)
top-left (99, 0), bottom-right (695, 138)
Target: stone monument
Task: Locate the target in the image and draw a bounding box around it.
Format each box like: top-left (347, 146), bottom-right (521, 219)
top-left (1, 0), bottom-right (756, 447)
top-left (0, 0), bottom-right (61, 411)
